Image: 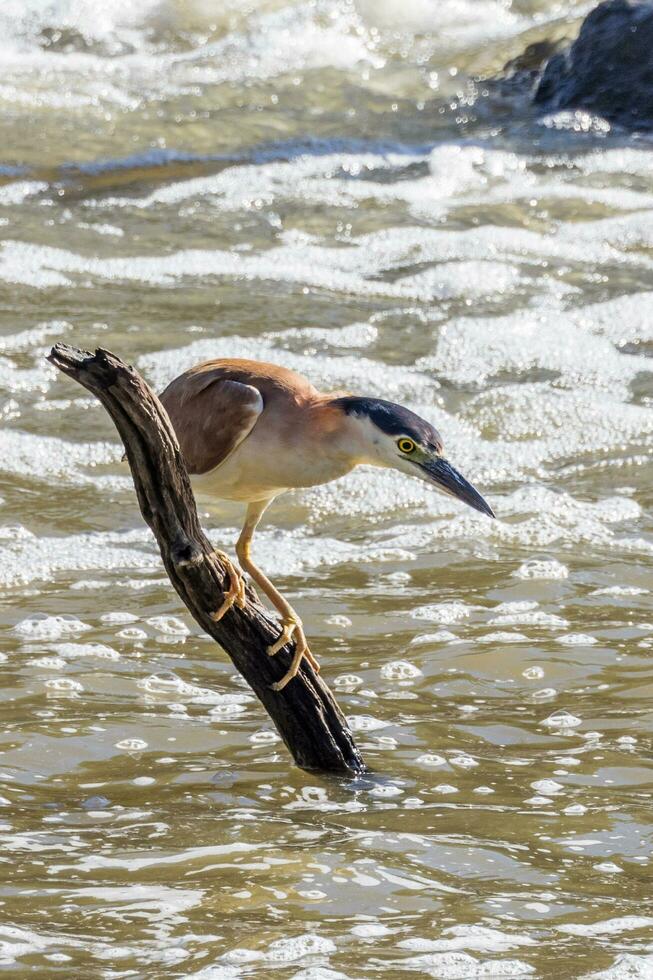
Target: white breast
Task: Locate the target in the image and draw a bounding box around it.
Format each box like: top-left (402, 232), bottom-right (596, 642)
top-left (192, 424), bottom-right (356, 503)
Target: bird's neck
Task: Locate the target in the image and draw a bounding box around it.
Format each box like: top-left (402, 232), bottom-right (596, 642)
top-left (307, 396), bottom-right (379, 468)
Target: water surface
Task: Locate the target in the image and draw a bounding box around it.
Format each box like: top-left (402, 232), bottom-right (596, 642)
top-left (0, 0), bottom-right (652, 976)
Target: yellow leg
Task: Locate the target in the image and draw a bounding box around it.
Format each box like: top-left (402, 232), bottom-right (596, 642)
top-left (236, 501), bottom-right (320, 690)
top-left (210, 550), bottom-right (247, 622)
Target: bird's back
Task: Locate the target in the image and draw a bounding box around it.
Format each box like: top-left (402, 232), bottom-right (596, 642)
top-left (159, 358), bottom-right (321, 479)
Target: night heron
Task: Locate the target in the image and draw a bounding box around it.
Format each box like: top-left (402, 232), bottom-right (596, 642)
top-left (160, 358), bottom-right (494, 690)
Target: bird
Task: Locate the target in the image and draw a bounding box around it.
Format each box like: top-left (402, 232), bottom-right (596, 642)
top-left (160, 358), bottom-right (495, 691)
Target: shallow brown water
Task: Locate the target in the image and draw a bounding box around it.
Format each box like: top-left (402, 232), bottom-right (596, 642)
top-left (0, 0), bottom-right (652, 976)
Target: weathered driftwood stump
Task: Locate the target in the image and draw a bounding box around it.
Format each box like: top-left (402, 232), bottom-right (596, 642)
top-left (48, 344), bottom-right (365, 774)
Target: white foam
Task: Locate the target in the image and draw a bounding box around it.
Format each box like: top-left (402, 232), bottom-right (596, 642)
top-left (14, 614), bottom-right (91, 640)
top-left (357, 0), bottom-right (521, 43)
top-left (541, 711), bottom-right (582, 730)
top-left (420, 310), bottom-right (644, 392)
top-left (49, 642), bottom-right (120, 660)
top-left (397, 951), bottom-right (534, 977)
top-left (531, 780), bottom-right (564, 795)
top-left (138, 671), bottom-right (253, 706)
top-left (411, 602), bottom-right (473, 625)
top-left (398, 925), bottom-right (536, 954)
top-left (0, 180), bottom-right (46, 205)
top-left (585, 954), bottom-right (653, 979)
top-left (380, 660), bottom-right (422, 680)
top-left (0, 527), bottom-right (159, 588)
top-left (0, 428), bottom-right (122, 484)
top-left (347, 715), bottom-right (388, 732)
top-left (9, 207), bottom-right (651, 303)
top-left (138, 334), bottom-right (438, 405)
top-left (559, 917), bottom-right (653, 937)
top-left (146, 616), bottom-right (189, 636)
top-left (513, 560), bottom-right (569, 580)
top-left (557, 634), bottom-right (598, 646)
top-left (416, 754), bottom-right (447, 768)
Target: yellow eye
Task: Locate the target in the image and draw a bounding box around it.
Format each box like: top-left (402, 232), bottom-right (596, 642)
top-left (397, 438), bottom-right (416, 454)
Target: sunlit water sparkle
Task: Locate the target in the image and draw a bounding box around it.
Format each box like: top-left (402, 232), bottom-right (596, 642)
top-left (0, 0), bottom-right (652, 976)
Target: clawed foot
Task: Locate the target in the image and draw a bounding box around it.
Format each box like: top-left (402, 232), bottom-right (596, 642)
top-left (268, 616), bottom-right (320, 691)
top-left (210, 551), bottom-right (247, 622)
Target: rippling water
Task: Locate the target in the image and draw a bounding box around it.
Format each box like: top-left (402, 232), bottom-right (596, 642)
top-left (1, 0), bottom-right (652, 975)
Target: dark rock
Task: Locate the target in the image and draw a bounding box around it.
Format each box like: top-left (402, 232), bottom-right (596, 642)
top-left (534, 0), bottom-right (653, 128)
top-left (504, 39), bottom-right (569, 78)
top-left (493, 38), bottom-right (569, 101)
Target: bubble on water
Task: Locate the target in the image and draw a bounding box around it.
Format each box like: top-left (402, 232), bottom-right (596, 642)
top-left (411, 630), bottom-right (461, 645)
top-left (399, 925), bottom-right (537, 954)
top-left (250, 730), bottom-right (281, 744)
top-left (404, 797), bottom-right (425, 808)
top-left (478, 631), bottom-right (529, 643)
top-left (525, 795), bottom-right (553, 806)
top-left (433, 784), bottom-right (458, 794)
top-left (219, 946), bottom-right (261, 965)
top-left (557, 633), bottom-right (598, 646)
top-left (450, 754), bottom-right (478, 769)
top-left (117, 627), bottom-right (147, 640)
top-left (383, 571), bottom-right (412, 584)
top-left (369, 784), bottom-right (403, 798)
top-left (522, 666), bottom-right (544, 679)
top-left (137, 672), bottom-right (248, 709)
top-left (563, 804), bottom-right (587, 816)
top-left (51, 642), bottom-right (120, 661)
top-left (146, 616), bottom-right (189, 636)
top-left (593, 862), bottom-right (623, 874)
top-left (115, 738), bottom-right (148, 752)
top-left (531, 688), bottom-right (557, 700)
top-left (31, 656), bottom-right (67, 670)
top-left (399, 950), bottom-right (535, 977)
top-left (513, 559), bottom-right (569, 580)
top-left (300, 787), bottom-right (328, 805)
top-left (489, 610), bottom-right (568, 628)
top-left (14, 614), bottom-right (92, 640)
top-left (138, 672), bottom-right (185, 696)
top-left (541, 711), bottom-right (582, 729)
top-left (380, 660), bottom-right (422, 680)
top-left (412, 601), bottom-right (472, 625)
top-left (592, 585), bottom-right (648, 596)
top-left (616, 736), bottom-right (637, 747)
top-left (531, 779), bottom-right (564, 795)
top-left (325, 614), bottom-right (352, 629)
top-left (494, 601), bottom-right (538, 614)
top-left (101, 611), bottom-right (139, 624)
top-left (558, 917), bottom-right (653, 937)
top-left (209, 703), bottom-right (247, 718)
top-left (168, 703), bottom-right (187, 714)
top-left (473, 786), bottom-right (495, 794)
top-left (265, 933), bottom-right (336, 962)
top-left (376, 736), bottom-right (398, 748)
top-left (351, 923), bottom-right (392, 938)
top-left (133, 776), bottom-right (155, 786)
top-left (347, 715), bottom-right (388, 732)
top-left (333, 674), bottom-right (363, 688)
top-left (45, 678), bottom-right (83, 694)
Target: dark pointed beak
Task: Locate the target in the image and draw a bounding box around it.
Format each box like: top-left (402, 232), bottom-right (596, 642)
top-left (418, 457), bottom-right (495, 518)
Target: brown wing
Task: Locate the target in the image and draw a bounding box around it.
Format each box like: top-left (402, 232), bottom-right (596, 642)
top-left (160, 368), bottom-right (263, 475)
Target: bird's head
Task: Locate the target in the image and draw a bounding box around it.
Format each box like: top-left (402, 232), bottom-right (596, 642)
top-left (333, 396), bottom-right (495, 518)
